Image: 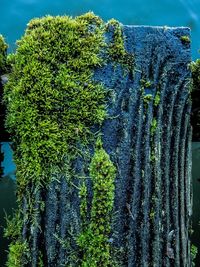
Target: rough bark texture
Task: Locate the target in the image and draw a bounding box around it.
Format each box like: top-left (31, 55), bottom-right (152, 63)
top-left (19, 26), bottom-right (192, 266)
top-left (98, 26), bottom-right (192, 267)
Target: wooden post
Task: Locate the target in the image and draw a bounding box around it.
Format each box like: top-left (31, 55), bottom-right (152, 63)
top-left (4, 15), bottom-right (192, 266)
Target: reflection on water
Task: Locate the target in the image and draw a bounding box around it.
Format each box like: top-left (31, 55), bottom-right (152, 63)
top-left (191, 142), bottom-right (200, 266)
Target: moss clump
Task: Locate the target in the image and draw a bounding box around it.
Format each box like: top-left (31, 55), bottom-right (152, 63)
top-left (140, 79), bottom-right (151, 88)
top-left (150, 118), bottom-right (157, 136)
top-left (79, 181), bottom-right (88, 223)
top-left (4, 12), bottom-right (111, 265)
top-left (4, 211), bottom-right (23, 240)
top-left (106, 19), bottom-right (126, 61)
top-left (154, 91), bottom-right (160, 107)
top-left (191, 244), bottom-right (198, 266)
top-left (191, 59), bottom-right (200, 92)
top-left (77, 138), bottom-right (116, 267)
top-left (106, 19), bottom-right (134, 71)
top-left (4, 12), bottom-right (122, 266)
top-left (143, 94), bottom-right (153, 105)
top-left (180, 35), bottom-right (190, 44)
top-left (0, 35), bottom-right (8, 73)
top-left (150, 118), bottom-right (157, 162)
top-left (4, 12), bottom-right (107, 195)
top-left (6, 241), bottom-right (29, 267)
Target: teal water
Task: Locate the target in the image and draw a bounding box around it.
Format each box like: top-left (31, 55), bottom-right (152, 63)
top-left (0, 0), bottom-right (200, 59)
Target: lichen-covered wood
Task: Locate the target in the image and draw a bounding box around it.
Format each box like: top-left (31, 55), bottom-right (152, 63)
top-left (98, 26), bottom-right (192, 267)
top-left (4, 14), bottom-right (192, 267)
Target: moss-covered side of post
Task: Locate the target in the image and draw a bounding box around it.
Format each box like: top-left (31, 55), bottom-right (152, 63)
top-left (3, 13), bottom-right (126, 266)
top-left (3, 14), bottom-right (192, 267)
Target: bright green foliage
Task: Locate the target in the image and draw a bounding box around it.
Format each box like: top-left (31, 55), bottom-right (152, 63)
top-left (4, 12), bottom-right (111, 265)
top-left (0, 34), bottom-right (8, 73)
top-left (106, 19), bottom-right (134, 69)
top-left (106, 19), bottom-right (126, 61)
top-left (4, 13), bottom-right (121, 266)
top-left (191, 59), bottom-right (200, 92)
top-left (77, 138), bottom-right (116, 267)
top-left (180, 35), bottom-right (190, 44)
top-left (6, 241), bottom-right (29, 267)
top-left (150, 118), bottom-right (158, 162)
top-left (151, 118), bottom-right (157, 136)
top-left (4, 13), bottom-right (107, 193)
top-left (4, 211), bottom-right (22, 240)
top-left (143, 94), bottom-right (153, 105)
top-left (191, 244), bottom-right (198, 266)
top-left (79, 181), bottom-right (88, 222)
top-left (154, 91), bottom-right (160, 107)
top-left (38, 251), bottom-right (44, 267)
top-left (140, 79), bottom-right (151, 88)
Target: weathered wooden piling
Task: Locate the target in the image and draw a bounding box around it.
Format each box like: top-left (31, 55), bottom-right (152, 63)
top-left (4, 14), bottom-right (192, 266)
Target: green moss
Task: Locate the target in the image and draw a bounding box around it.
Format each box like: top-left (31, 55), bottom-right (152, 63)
top-left (79, 181), bottom-right (88, 223)
top-left (77, 138), bottom-right (116, 267)
top-left (106, 19), bottom-right (126, 61)
top-left (4, 211), bottom-right (22, 240)
top-left (191, 244), bottom-right (198, 266)
top-left (6, 241), bottom-right (29, 267)
top-left (4, 12), bottom-right (109, 265)
top-left (4, 12), bottom-right (107, 194)
top-left (191, 59), bottom-right (200, 92)
top-left (0, 34), bottom-right (8, 73)
top-left (106, 19), bottom-right (134, 72)
top-left (4, 13), bottom-right (121, 266)
top-left (140, 79), bottom-right (151, 88)
top-left (143, 94), bottom-right (153, 105)
top-left (149, 209), bottom-right (155, 220)
top-left (150, 118), bottom-right (157, 136)
top-left (38, 251), bottom-right (44, 267)
top-left (154, 91), bottom-right (160, 107)
top-left (180, 35), bottom-right (190, 44)
top-left (150, 118), bottom-right (158, 162)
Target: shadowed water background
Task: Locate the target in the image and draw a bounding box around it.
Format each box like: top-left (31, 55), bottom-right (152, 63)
top-left (0, 0), bottom-right (200, 265)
